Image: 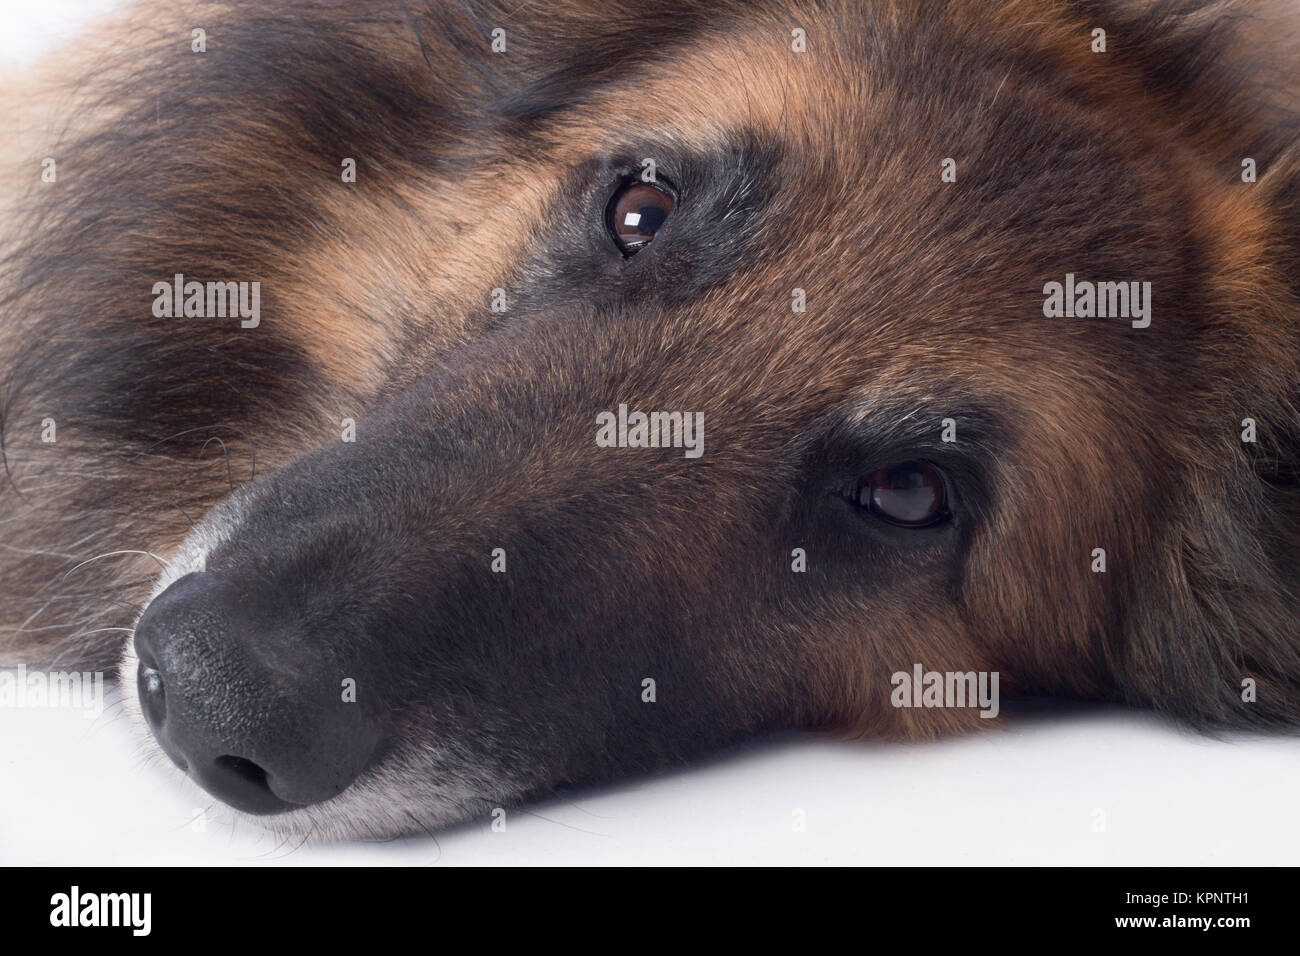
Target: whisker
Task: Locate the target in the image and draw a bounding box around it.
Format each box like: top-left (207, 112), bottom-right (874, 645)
top-left (133, 424), bottom-right (257, 484)
top-left (514, 807), bottom-right (611, 838)
top-left (62, 549), bottom-right (169, 578)
top-left (123, 495), bottom-right (198, 533)
top-left (68, 626), bottom-right (136, 638)
top-left (0, 412), bottom-right (28, 500)
top-left (403, 810), bottom-right (444, 864)
top-left (199, 436), bottom-right (236, 494)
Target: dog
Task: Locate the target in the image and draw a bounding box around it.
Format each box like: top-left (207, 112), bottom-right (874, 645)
top-left (1, 0), bottom-right (1298, 840)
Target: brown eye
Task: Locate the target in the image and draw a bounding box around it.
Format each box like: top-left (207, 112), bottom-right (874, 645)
top-left (854, 461), bottom-right (948, 527)
top-left (607, 180), bottom-right (675, 255)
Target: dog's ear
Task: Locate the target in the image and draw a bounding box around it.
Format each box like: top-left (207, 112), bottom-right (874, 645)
top-left (1186, 8), bottom-right (1300, 734)
top-left (1258, 145), bottom-right (1300, 299)
top-left (1113, 139), bottom-right (1300, 733)
top-left (1095, 0), bottom-right (1300, 727)
top-left (1232, 4), bottom-right (1300, 687)
top-left (1242, 145), bottom-right (1300, 724)
top-left (1113, 414), bottom-right (1300, 733)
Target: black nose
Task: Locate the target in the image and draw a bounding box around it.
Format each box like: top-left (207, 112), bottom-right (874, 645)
top-left (133, 572), bottom-right (380, 815)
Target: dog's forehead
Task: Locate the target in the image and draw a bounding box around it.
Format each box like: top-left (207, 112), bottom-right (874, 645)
top-left (286, 0), bottom-right (1276, 409)
top-left (539, 31), bottom-right (852, 158)
top-left (512, 2), bottom-right (1066, 161)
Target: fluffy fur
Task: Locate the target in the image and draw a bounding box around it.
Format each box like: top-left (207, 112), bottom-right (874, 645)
top-left (1, 0), bottom-right (1298, 838)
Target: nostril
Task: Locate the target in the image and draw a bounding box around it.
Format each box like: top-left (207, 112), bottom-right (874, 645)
top-left (137, 664), bottom-right (167, 732)
top-left (201, 754), bottom-right (293, 815)
top-left (132, 570), bottom-right (378, 814)
top-left (214, 755), bottom-right (270, 790)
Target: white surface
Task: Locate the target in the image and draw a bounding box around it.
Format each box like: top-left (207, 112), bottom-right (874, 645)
top-left (3, 0), bottom-right (1298, 867)
top-left (0, 0), bottom-right (122, 66)
top-left (2, 688), bottom-right (1296, 865)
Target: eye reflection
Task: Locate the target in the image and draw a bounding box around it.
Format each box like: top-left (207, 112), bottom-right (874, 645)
top-left (607, 181), bottom-right (675, 254)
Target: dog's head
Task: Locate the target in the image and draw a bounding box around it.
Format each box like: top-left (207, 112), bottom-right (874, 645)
top-left (10, 0), bottom-right (1298, 838)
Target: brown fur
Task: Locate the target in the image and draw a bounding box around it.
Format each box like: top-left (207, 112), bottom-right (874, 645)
top-left (2, 0), bottom-right (1299, 826)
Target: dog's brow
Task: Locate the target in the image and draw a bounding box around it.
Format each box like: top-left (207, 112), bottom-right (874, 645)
top-left (841, 397), bottom-right (1003, 452)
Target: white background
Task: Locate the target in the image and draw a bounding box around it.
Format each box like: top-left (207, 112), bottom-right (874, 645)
top-left (2, 1), bottom-right (1297, 866)
top-left (3, 689), bottom-right (1295, 865)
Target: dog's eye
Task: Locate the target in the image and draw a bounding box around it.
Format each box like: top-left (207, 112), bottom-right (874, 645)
top-left (852, 462), bottom-right (949, 527)
top-left (607, 181), bottom-right (674, 255)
